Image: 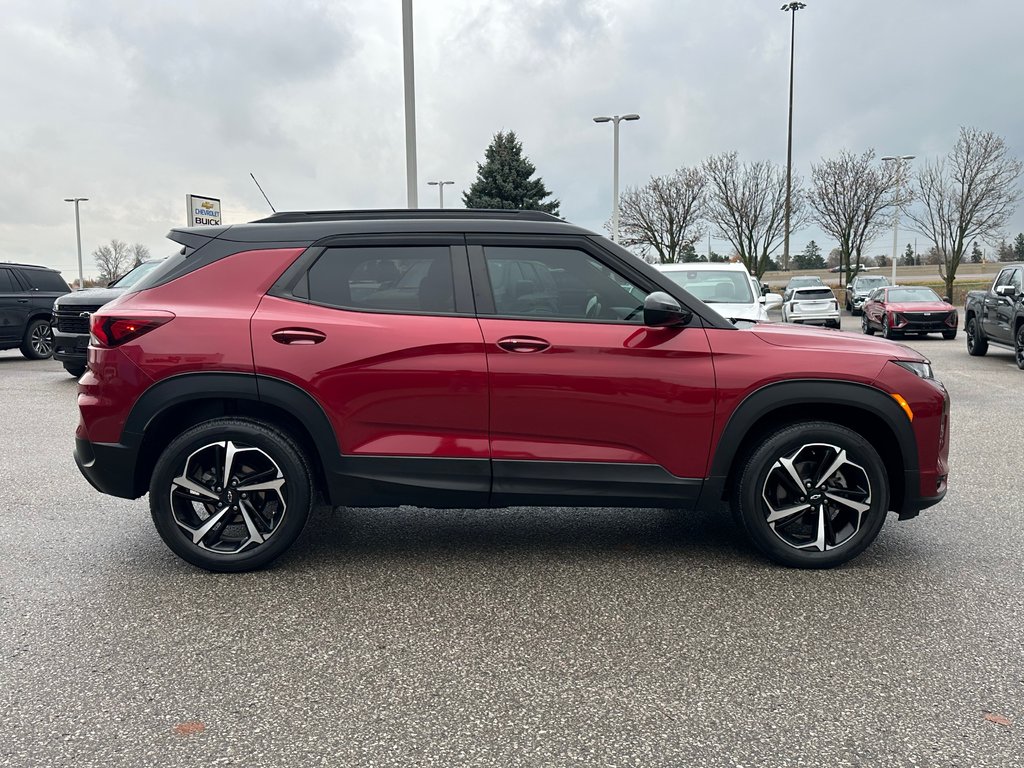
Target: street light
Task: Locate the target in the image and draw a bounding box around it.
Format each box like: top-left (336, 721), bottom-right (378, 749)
top-left (427, 180), bottom-right (454, 208)
top-left (63, 197), bottom-right (88, 290)
top-left (781, 1), bottom-right (806, 272)
top-left (881, 155), bottom-right (915, 285)
top-left (593, 113), bottom-right (640, 243)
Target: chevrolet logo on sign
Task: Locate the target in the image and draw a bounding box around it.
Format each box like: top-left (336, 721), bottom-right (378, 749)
top-left (186, 194), bottom-right (222, 226)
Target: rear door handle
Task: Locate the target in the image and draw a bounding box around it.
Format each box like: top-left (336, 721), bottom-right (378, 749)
top-left (272, 328), bottom-right (326, 345)
top-left (496, 336), bottom-right (550, 353)
top-left (17, 298), bottom-right (28, 303)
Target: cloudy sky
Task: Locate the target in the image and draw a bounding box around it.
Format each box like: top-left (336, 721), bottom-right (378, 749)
top-left (2, 0), bottom-right (1023, 279)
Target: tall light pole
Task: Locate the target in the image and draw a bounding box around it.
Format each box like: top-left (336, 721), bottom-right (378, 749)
top-left (881, 154), bottom-right (914, 285)
top-left (593, 113), bottom-right (639, 243)
top-left (63, 197), bottom-right (88, 290)
top-left (402, 0), bottom-right (418, 208)
top-left (781, 2), bottom-right (806, 272)
top-left (427, 180), bottom-right (454, 208)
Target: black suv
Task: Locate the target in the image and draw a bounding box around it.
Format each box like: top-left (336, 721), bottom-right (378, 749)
top-left (53, 259), bottom-right (164, 377)
top-left (0, 263), bottom-right (69, 360)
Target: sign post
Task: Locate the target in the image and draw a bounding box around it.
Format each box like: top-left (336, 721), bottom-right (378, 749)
top-left (185, 194), bottom-right (222, 226)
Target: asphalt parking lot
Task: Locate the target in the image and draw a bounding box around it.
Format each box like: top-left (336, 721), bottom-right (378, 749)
top-left (2, 316), bottom-right (1022, 767)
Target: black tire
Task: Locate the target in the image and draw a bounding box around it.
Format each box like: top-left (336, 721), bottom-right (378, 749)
top-left (966, 317), bottom-right (988, 356)
top-left (20, 318), bottom-right (54, 359)
top-left (63, 362), bottom-right (87, 377)
top-left (1015, 324), bottom-right (1024, 370)
top-left (941, 330), bottom-right (957, 341)
top-left (731, 421), bottom-right (889, 568)
top-left (149, 417), bottom-right (314, 572)
top-left (861, 314), bottom-right (875, 335)
top-left (881, 315), bottom-right (899, 340)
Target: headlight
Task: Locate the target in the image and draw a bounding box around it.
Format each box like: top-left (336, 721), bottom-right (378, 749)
top-left (894, 360), bottom-right (933, 379)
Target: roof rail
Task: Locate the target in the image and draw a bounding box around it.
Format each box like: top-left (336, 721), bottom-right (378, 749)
top-left (251, 209), bottom-right (563, 224)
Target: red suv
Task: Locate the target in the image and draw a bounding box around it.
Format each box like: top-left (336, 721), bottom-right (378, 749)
top-left (75, 210), bottom-right (949, 572)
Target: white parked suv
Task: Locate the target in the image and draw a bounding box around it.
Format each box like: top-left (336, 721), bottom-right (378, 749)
top-left (656, 262), bottom-right (781, 323)
top-left (781, 285), bottom-right (841, 328)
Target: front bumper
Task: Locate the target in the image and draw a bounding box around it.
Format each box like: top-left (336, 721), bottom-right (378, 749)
top-left (52, 328), bottom-right (89, 364)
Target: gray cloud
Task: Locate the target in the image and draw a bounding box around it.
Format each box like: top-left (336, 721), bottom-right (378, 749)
top-left (2, 0), bottom-right (1023, 276)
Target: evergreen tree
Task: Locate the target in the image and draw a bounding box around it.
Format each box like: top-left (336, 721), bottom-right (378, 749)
top-left (793, 239), bottom-right (826, 270)
top-left (902, 243), bottom-right (916, 267)
top-left (463, 131), bottom-right (560, 214)
top-left (1014, 233), bottom-right (1024, 260)
top-left (970, 241), bottom-right (983, 263)
top-left (997, 238), bottom-right (1016, 262)
top-left (679, 243), bottom-right (699, 262)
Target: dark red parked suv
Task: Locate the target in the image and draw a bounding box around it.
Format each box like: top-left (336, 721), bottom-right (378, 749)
top-left (75, 210), bottom-right (949, 572)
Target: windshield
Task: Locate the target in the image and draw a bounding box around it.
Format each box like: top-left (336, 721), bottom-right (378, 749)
top-left (856, 276), bottom-right (888, 290)
top-left (888, 287), bottom-right (941, 303)
top-left (663, 270), bottom-right (754, 304)
top-left (112, 260), bottom-right (164, 289)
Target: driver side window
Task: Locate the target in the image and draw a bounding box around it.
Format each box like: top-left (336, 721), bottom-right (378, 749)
top-left (482, 246), bottom-right (648, 323)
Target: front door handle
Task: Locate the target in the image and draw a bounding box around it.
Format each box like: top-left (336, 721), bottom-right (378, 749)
top-left (272, 328), bottom-right (326, 345)
top-left (17, 298), bottom-right (28, 303)
top-left (496, 336), bottom-right (550, 353)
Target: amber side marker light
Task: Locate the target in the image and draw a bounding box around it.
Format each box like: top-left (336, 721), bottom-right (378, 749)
top-left (891, 393), bottom-right (914, 422)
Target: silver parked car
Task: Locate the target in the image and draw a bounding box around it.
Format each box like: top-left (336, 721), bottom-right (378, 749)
top-left (781, 285), bottom-right (841, 328)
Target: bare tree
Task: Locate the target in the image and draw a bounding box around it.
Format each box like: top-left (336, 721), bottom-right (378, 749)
top-left (616, 167), bottom-right (707, 263)
top-left (905, 127), bottom-right (1023, 298)
top-left (703, 152), bottom-right (806, 279)
top-left (809, 149), bottom-right (911, 287)
top-left (129, 242), bottom-right (151, 267)
top-left (93, 239), bottom-right (132, 283)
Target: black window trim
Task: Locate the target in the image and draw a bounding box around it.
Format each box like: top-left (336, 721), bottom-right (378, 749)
top-left (268, 233), bottom-right (475, 318)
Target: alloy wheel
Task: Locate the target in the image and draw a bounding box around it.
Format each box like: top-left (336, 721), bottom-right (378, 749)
top-left (1017, 325), bottom-right (1024, 369)
top-left (760, 442), bottom-right (872, 552)
top-left (31, 323), bottom-right (53, 357)
top-left (169, 440), bottom-right (288, 554)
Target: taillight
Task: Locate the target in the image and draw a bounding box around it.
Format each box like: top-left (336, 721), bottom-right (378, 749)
top-left (91, 311), bottom-right (174, 348)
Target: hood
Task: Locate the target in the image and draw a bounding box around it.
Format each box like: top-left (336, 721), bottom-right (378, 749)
top-left (886, 301), bottom-right (953, 313)
top-left (751, 322), bottom-right (925, 360)
top-left (705, 301), bottom-right (765, 323)
top-left (53, 286), bottom-right (126, 309)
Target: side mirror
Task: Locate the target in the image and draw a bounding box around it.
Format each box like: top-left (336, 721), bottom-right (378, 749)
top-left (764, 292), bottom-right (783, 310)
top-left (943, 295), bottom-right (952, 303)
top-left (995, 284), bottom-right (1017, 298)
top-left (643, 291), bottom-right (692, 328)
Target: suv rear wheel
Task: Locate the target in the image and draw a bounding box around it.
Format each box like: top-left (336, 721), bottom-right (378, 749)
top-left (149, 418), bottom-right (314, 572)
top-left (731, 422), bottom-right (889, 568)
top-left (21, 318), bottom-right (53, 359)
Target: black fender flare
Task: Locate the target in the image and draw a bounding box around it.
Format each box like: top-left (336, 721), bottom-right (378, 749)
top-left (122, 372), bottom-right (343, 497)
top-left (698, 379), bottom-right (918, 510)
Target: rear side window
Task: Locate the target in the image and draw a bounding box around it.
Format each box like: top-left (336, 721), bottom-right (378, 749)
top-left (308, 246), bottom-right (455, 314)
top-left (0, 268), bottom-right (15, 293)
top-left (21, 269), bottom-right (68, 291)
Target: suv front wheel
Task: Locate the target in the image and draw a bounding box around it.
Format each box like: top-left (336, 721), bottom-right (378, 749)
top-left (731, 422), bottom-right (889, 568)
top-left (149, 418), bottom-right (314, 572)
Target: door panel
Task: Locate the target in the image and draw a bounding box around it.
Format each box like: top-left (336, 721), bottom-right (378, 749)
top-left (479, 317), bottom-right (716, 478)
top-left (0, 268), bottom-right (28, 343)
top-left (252, 295), bottom-right (489, 459)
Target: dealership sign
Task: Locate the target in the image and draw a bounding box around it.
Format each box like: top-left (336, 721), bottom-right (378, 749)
top-left (186, 194), bottom-right (222, 226)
